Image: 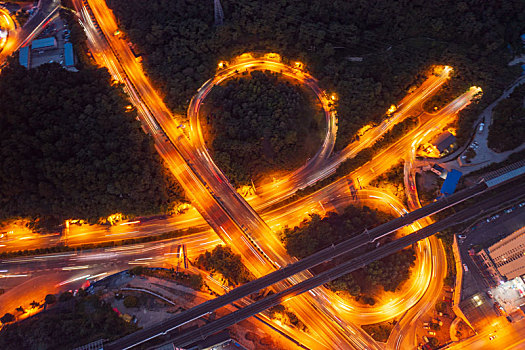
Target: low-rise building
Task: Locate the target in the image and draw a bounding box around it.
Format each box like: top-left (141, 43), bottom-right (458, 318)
top-left (440, 169), bottom-right (462, 196)
top-left (31, 36), bottom-right (57, 51)
top-left (432, 131), bottom-right (456, 155)
top-left (64, 42), bottom-right (75, 67)
top-left (19, 46), bottom-right (29, 67)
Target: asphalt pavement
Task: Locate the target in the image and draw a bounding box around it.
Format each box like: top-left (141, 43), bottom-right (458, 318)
top-left (163, 180), bottom-right (525, 348)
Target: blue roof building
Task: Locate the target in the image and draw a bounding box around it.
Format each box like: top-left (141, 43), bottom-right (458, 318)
top-left (31, 37), bottom-right (57, 50)
top-left (440, 169), bottom-right (462, 196)
top-left (64, 42), bottom-right (75, 67)
top-left (19, 46), bottom-right (29, 68)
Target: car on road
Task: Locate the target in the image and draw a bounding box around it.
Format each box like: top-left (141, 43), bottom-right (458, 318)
top-left (489, 334), bottom-right (497, 340)
top-left (478, 123), bottom-right (485, 133)
top-left (505, 208), bottom-right (514, 214)
top-left (458, 234), bottom-right (467, 239)
top-left (428, 331), bottom-right (436, 336)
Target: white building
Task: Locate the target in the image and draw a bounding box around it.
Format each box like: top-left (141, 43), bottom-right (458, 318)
top-left (478, 226), bottom-right (525, 281)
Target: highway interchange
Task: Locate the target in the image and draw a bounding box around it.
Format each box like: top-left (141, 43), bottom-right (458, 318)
top-left (0, 0), bottom-right (523, 349)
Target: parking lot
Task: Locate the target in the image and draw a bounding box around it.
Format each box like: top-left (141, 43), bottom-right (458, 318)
top-left (457, 202), bottom-right (525, 300)
top-left (459, 201), bottom-right (525, 249)
top-left (29, 17), bottom-right (72, 69)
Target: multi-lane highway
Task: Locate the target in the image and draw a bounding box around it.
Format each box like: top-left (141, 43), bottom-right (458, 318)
top-left (72, 1), bottom-right (377, 348)
top-left (0, 0), bottom-right (511, 348)
top-left (386, 133), bottom-right (447, 349)
top-left (163, 179), bottom-right (525, 348)
top-left (74, 1), bottom-right (478, 348)
top-left (105, 177), bottom-right (512, 350)
top-left (446, 317), bottom-right (525, 350)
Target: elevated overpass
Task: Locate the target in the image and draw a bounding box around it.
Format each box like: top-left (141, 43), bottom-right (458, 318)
top-left (106, 179), bottom-right (504, 350)
top-left (166, 179), bottom-right (525, 348)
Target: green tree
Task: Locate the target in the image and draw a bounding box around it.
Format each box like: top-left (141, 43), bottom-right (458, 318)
top-left (0, 313), bottom-right (15, 324)
top-left (0, 63), bottom-right (185, 225)
top-left (196, 245), bottom-right (253, 285)
top-left (45, 294), bottom-right (57, 305)
top-left (59, 291), bottom-right (74, 302)
top-left (123, 295), bottom-right (139, 308)
top-left (207, 71), bottom-right (322, 186)
top-left (488, 83), bottom-right (525, 152)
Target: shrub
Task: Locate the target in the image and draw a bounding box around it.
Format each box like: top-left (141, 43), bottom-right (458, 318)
top-left (123, 295), bottom-right (139, 308)
top-left (45, 294), bottom-right (56, 305)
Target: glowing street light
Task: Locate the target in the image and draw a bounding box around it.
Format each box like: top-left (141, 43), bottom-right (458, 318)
top-left (387, 104), bottom-right (397, 115)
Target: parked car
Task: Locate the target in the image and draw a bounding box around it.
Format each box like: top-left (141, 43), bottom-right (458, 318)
top-left (428, 331), bottom-right (436, 336)
top-left (458, 234), bottom-right (467, 239)
top-left (463, 264), bottom-right (469, 272)
top-left (478, 123), bottom-right (485, 133)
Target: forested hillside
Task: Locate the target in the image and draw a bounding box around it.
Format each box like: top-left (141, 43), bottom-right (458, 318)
top-left (488, 83), bottom-right (525, 152)
top-left (106, 0), bottom-right (524, 151)
top-left (281, 205), bottom-right (415, 303)
top-left (207, 71), bottom-right (322, 186)
top-left (0, 63), bottom-right (184, 225)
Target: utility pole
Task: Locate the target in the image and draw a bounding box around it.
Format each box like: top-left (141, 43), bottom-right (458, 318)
top-left (214, 0), bottom-right (224, 26)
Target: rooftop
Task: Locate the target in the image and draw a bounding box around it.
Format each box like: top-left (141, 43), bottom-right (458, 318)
top-left (440, 169), bottom-right (462, 196)
top-left (31, 36), bottom-right (57, 50)
top-left (19, 46), bottom-right (29, 68)
top-left (64, 42), bottom-right (74, 67)
top-left (433, 131), bottom-right (456, 153)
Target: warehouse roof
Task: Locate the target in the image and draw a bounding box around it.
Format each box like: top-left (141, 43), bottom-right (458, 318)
top-left (441, 169), bottom-right (462, 196)
top-left (64, 42), bottom-right (74, 66)
top-left (19, 46), bottom-right (29, 68)
top-left (31, 37), bottom-right (56, 50)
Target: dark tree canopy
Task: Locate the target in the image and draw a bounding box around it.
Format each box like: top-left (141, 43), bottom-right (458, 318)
top-left (106, 0), bottom-right (524, 152)
top-left (0, 293), bottom-right (137, 350)
top-left (282, 205), bottom-right (392, 258)
top-left (282, 205), bottom-right (415, 296)
top-left (196, 245), bottom-right (253, 285)
top-left (207, 71), bottom-right (322, 186)
top-left (0, 64), bottom-right (184, 223)
top-left (488, 83), bottom-right (525, 152)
